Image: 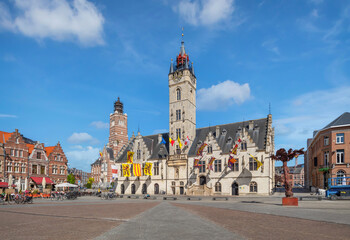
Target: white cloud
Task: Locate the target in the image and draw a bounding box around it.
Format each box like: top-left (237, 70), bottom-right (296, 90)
top-left (197, 80), bottom-right (251, 111)
top-left (274, 86), bottom-right (350, 150)
top-left (0, 0), bottom-right (104, 46)
top-left (91, 121), bottom-right (109, 129)
top-left (174, 0), bottom-right (234, 26)
top-left (66, 146), bottom-right (99, 171)
top-left (0, 114), bottom-right (17, 118)
top-left (67, 132), bottom-right (98, 144)
top-left (262, 39), bottom-right (280, 55)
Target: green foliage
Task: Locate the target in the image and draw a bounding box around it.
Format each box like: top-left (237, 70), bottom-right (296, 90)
top-left (86, 182), bottom-right (92, 189)
top-left (88, 177), bottom-right (94, 184)
top-left (67, 173), bottom-right (75, 184)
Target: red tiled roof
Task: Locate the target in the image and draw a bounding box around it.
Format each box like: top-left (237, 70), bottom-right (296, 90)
top-left (0, 182), bottom-right (8, 188)
top-left (45, 146), bottom-right (55, 157)
top-left (30, 177), bottom-right (54, 185)
top-left (0, 131), bottom-right (12, 144)
top-left (27, 144), bottom-right (34, 154)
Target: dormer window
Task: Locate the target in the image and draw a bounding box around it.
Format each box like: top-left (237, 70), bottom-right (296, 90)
top-left (221, 129), bottom-right (227, 135)
top-left (207, 145), bottom-right (213, 154)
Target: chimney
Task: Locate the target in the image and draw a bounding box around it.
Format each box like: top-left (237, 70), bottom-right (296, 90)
top-left (249, 121), bottom-right (254, 130)
top-left (216, 126), bottom-right (220, 137)
top-left (158, 134), bottom-right (162, 143)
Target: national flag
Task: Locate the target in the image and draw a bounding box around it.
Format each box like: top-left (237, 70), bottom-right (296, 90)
top-left (122, 164), bottom-right (131, 177)
top-left (111, 165), bottom-right (118, 179)
top-left (207, 157), bottom-right (215, 170)
top-left (177, 136), bottom-right (183, 149)
top-left (231, 138), bottom-right (241, 155)
top-left (184, 136), bottom-right (190, 145)
top-left (160, 137), bottom-right (166, 145)
top-left (249, 154), bottom-right (263, 170)
top-left (127, 151), bottom-right (134, 164)
top-left (144, 162), bottom-right (153, 176)
top-left (169, 137), bottom-right (175, 146)
top-left (193, 159), bottom-right (201, 168)
top-left (99, 151), bottom-right (103, 157)
top-left (133, 163), bottom-right (141, 177)
top-left (197, 143), bottom-right (207, 156)
top-left (228, 155), bottom-right (237, 170)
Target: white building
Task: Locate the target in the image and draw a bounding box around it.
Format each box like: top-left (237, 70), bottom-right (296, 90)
top-left (112, 39), bottom-right (275, 196)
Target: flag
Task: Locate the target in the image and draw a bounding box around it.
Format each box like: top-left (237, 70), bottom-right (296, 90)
top-left (122, 164), bottom-right (130, 177)
top-left (127, 151), bottom-right (134, 164)
top-left (207, 157), bottom-right (215, 170)
top-left (228, 155), bottom-right (237, 170)
top-left (169, 137), bottom-right (175, 146)
top-left (249, 154), bottom-right (263, 170)
top-left (99, 151), bottom-right (103, 157)
top-left (177, 136), bottom-right (183, 149)
top-left (144, 162), bottom-right (153, 176)
top-left (197, 143), bottom-right (207, 156)
top-left (231, 138), bottom-right (241, 155)
top-left (111, 165), bottom-right (118, 179)
top-left (193, 159), bottom-right (201, 168)
top-left (160, 137), bottom-right (166, 145)
top-left (133, 163), bottom-right (141, 177)
top-left (185, 136), bottom-right (190, 145)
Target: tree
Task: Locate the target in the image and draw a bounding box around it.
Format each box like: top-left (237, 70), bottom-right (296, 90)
top-left (67, 173), bottom-right (75, 184)
top-left (271, 148), bottom-right (304, 198)
top-left (85, 177), bottom-right (94, 189)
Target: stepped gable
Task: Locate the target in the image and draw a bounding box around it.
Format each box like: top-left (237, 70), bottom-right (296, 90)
top-left (188, 117), bottom-right (268, 157)
top-left (115, 138), bottom-right (135, 163)
top-left (322, 112), bottom-right (350, 129)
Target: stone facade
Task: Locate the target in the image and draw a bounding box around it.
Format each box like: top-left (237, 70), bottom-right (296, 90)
top-left (306, 112), bottom-right (350, 189)
top-left (112, 40), bottom-right (275, 196)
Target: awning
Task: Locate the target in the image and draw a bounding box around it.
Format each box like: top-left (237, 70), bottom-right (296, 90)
top-left (30, 177), bottom-right (54, 185)
top-left (0, 182), bottom-right (8, 188)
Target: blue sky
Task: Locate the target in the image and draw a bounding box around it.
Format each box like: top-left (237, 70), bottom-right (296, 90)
top-left (0, 0), bottom-right (349, 171)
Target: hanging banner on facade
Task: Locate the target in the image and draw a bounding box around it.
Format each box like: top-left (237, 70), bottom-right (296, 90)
top-left (122, 164), bottom-right (131, 177)
top-left (249, 154), bottom-right (263, 170)
top-left (197, 143), bottom-right (207, 156)
top-left (169, 137), bottom-right (175, 146)
top-left (133, 163), bottom-right (141, 177)
top-left (231, 138), bottom-right (242, 155)
top-left (228, 155), bottom-right (237, 170)
top-left (177, 136), bottom-right (183, 149)
top-left (207, 157), bottom-right (216, 170)
top-left (127, 151), bottom-right (134, 164)
top-left (193, 159), bottom-right (201, 168)
top-left (144, 162), bottom-right (153, 176)
top-left (111, 165), bottom-right (118, 179)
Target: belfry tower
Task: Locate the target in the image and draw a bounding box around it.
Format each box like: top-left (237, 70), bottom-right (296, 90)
top-left (168, 39), bottom-right (197, 157)
top-left (109, 97), bottom-right (128, 157)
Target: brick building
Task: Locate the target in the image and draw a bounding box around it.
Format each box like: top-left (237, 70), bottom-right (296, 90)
top-left (68, 168), bottom-right (90, 187)
top-left (0, 129), bottom-right (68, 190)
top-left (306, 112), bottom-right (350, 189)
top-left (91, 159), bottom-right (101, 187)
top-left (275, 164), bottom-right (304, 187)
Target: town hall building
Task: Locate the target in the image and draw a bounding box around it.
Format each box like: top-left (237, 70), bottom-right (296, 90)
top-left (94, 40), bottom-right (275, 196)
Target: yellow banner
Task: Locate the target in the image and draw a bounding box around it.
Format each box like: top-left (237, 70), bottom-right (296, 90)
top-left (133, 163), bottom-right (141, 177)
top-left (249, 154), bottom-right (263, 170)
top-left (122, 164), bottom-right (131, 177)
top-left (144, 162), bottom-right (153, 176)
top-left (177, 136), bottom-right (183, 149)
top-left (127, 151), bottom-right (134, 164)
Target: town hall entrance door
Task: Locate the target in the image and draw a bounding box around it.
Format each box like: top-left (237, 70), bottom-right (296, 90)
top-left (199, 176), bottom-right (206, 185)
top-left (232, 182), bottom-right (239, 195)
top-left (142, 183), bottom-right (147, 194)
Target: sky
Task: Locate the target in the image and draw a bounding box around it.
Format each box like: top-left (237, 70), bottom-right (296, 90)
top-left (0, 0), bottom-right (349, 171)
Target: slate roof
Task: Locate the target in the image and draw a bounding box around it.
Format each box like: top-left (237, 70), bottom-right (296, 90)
top-left (322, 112), bottom-right (350, 129)
top-left (115, 117), bottom-right (269, 162)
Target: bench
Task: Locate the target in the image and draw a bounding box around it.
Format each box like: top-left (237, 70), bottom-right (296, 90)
top-left (299, 196), bottom-right (322, 201)
top-left (187, 197), bottom-right (202, 201)
top-left (163, 196), bottom-right (177, 200)
top-left (212, 197), bottom-right (228, 201)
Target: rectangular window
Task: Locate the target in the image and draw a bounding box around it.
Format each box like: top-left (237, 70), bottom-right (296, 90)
top-left (14, 163), bottom-right (19, 172)
top-left (336, 150), bottom-right (344, 164)
top-left (7, 163), bottom-right (12, 172)
top-left (54, 156), bottom-right (57, 161)
top-left (249, 157), bottom-right (257, 171)
top-left (324, 136), bottom-right (329, 146)
top-left (41, 166), bottom-right (45, 175)
top-left (20, 150), bottom-right (23, 157)
top-left (32, 165), bottom-right (37, 174)
top-left (154, 162), bottom-right (159, 176)
top-left (176, 145), bottom-right (181, 154)
top-left (176, 109), bottom-right (181, 121)
top-left (324, 151), bottom-right (329, 166)
top-left (176, 128), bottom-right (181, 140)
top-left (21, 164), bottom-right (26, 173)
top-left (314, 157), bottom-right (317, 167)
top-left (60, 167), bottom-right (65, 175)
top-left (137, 150), bottom-right (141, 160)
top-left (336, 133), bottom-right (344, 144)
top-left (199, 161), bottom-right (206, 173)
top-left (11, 149), bottom-right (14, 156)
top-left (15, 150), bottom-right (18, 157)
top-left (241, 142), bottom-right (247, 151)
top-left (214, 159), bottom-right (222, 172)
top-left (37, 152), bottom-right (41, 159)
top-left (233, 161), bottom-right (239, 171)
top-left (207, 145), bottom-right (213, 154)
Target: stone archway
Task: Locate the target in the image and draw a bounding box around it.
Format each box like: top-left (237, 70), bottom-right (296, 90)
top-left (121, 184), bottom-right (125, 194)
top-left (199, 176), bottom-right (206, 185)
top-left (232, 182), bottom-right (239, 196)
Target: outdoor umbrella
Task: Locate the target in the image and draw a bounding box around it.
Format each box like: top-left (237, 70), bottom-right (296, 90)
top-left (17, 176), bottom-right (21, 191)
top-left (42, 177), bottom-right (46, 189)
top-left (25, 177), bottom-right (28, 190)
top-left (8, 174), bottom-right (13, 188)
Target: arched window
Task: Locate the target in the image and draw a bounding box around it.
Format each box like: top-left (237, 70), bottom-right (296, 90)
top-left (142, 183), bottom-right (147, 194)
top-left (250, 181), bottom-right (257, 192)
top-left (215, 182), bottom-right (221, 192)
top-left (131, 184), bottom-right (136, 194)
top-left (337, 170), bottom-right (346, 185)
top-left (176, 88), bottom-right (181, 100)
